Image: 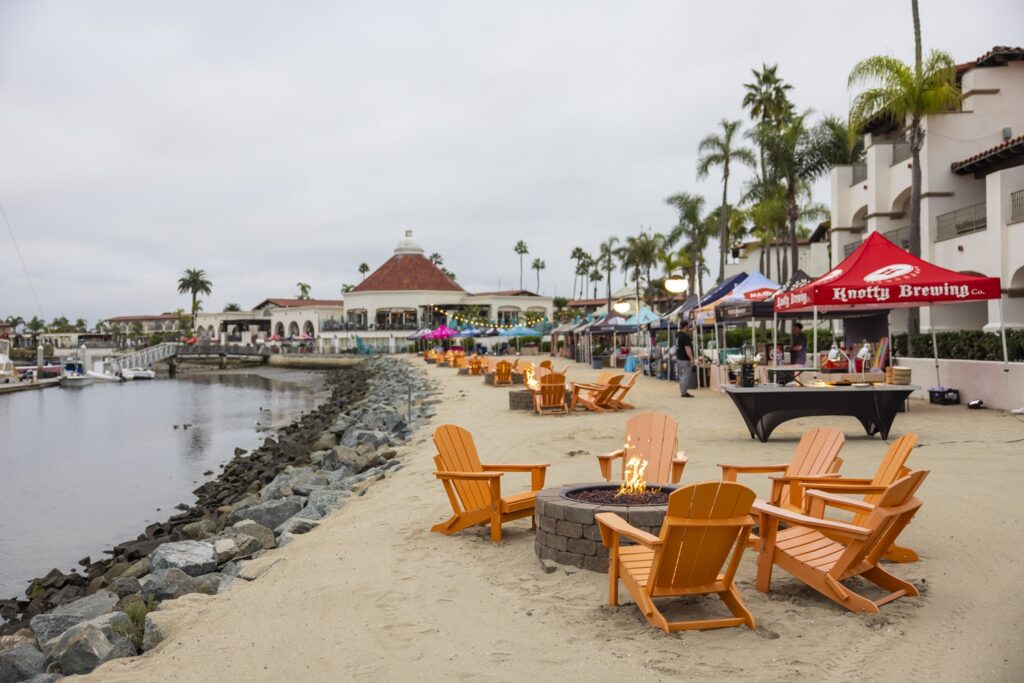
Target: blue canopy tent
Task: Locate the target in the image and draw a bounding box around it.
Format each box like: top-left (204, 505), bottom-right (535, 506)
top-left (499, 324), bottom-right (541, 353)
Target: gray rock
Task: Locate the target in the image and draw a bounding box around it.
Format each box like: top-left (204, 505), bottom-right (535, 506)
top-left (28, 614), bottom-right (86, 651)
top-left (292, 505), bottom-right (323, 522)
top-left (213, 538), bottom-right (238, 565)
top-left (141, 613), bottom-right (166, 652)
top-left (26, 674), bottom-right (62, 683)
top-left (307, 490), bottom-right (348, 516)
top-left (276, 532), bottom-right (296, 548)
top-left (180, 518), bottom-right (217, 540)
top-left (0, 641), bottom-right (46, 683)
top-left (225, 533), bottom-right (263, 557)
top-left (193, 574), bottom-right (221, 596)
top-left (216, 575), bottom-right (243, 594)
top-left (149, 541), bottom-right (217, 577)
top-left (226, 499), bottom-right (302, 530)
top-left (229, 520), bottom-right (276, 550)
top-left (312, 431), bottom-right (337, 450)
top-left (48, 624), bottom-right (114, 675)
top-left (108, 576), bottom-right (142, 598)
top-left (140, 568), bottom-right (208, 602)
top-left (275, 517), bottom-right (319, 536)
top-left (51, 591), bottom-right (118, 620)
top-left (120, 558), bottom-right (150, 579)
top-left (107, 634), bottom-right (136, 660)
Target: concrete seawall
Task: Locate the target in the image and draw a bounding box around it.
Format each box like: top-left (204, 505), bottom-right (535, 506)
top-left (895, 357), bottom-right (1023, 410)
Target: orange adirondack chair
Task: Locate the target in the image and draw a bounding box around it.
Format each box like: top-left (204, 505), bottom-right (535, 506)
top-left (431, 424), bottom-right (550, 543)
top-left (570, 375), bottom-right (623, 413)
top-left (596, 412), bottom-right (687, 484)
top-left (597, 481), bottom-right (757, 632)
top-left (607, 371), bottom-right (640, 410)
top-left (531, 373), bottom-right (568, 415)
top-left (468, 356), bottom-right (484, 376)
top-left (718, 427), bottom-right (846, 510)
top-left (788, 433), bottom-right (919, 562)
top-left (539, 360), bottom-right (553, 371)
top-left (754, 469), bottom-right (929, 614)
top-left (493, 360), bottom-right (513, 386)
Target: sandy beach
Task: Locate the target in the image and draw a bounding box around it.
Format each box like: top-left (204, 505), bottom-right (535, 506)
top-left (84, 358), bottom-right (1024, 682)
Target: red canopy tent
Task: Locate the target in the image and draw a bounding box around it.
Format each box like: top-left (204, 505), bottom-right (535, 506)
top-left (773, 232), bottom-right (1008, 390)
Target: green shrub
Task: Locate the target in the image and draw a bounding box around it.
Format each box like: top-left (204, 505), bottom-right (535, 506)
top-left (113, 597), bottom-right (158, 650)
top-left (892, 329), bottom-right (1024, 362)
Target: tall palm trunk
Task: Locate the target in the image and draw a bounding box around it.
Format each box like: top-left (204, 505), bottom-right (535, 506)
top-left (787, 193), bottom-right (799, 282)
top-left (718, 175), bottom-right (729, 282)
top-left (190, 292), bottom-right (198, 333)
top-left (774, 225), bottom-right (782, 281)
top-left (906, 0), bottom-right (923, 356)
top-left (605, 262), bottom-right (613, 315)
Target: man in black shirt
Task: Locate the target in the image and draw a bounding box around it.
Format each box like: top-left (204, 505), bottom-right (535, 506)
top-left (791, 322), bottom-right (807, 366)
top-left (675, 319), bottom-right (695, 398)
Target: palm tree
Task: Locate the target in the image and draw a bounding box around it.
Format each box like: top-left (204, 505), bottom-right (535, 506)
top-left (6, 315), bottom-right (25, 334)
top-left (616, 231), bottom-right (662, 311)
top-left (341, 284), bottom-right (355, 293)
top-left (172, 308), bottom-right (189, 333)
top-left (429, 253), bottom-right (444, 266)
top-left (570, 247), bottom-right (587, 299)
top-left (26, 316), bottom-right (45, 343)
top-left (94, 320), bottom-right (108, 334)
top-left (665, 193), bottom-right (708, 296)
top-left (177, 269), bottom-right (212, 332)
top-left (358, 263), bottom-right (370, 280)
top-left (223, 303), bottom-right (242, 312)
top-left (73, 318), bottom-right (88, 332)
top-left (531, 258), bottom-right (546, 293)
top-left (598, 237), bottom-right (619, 314)
top-left (697, 119), bottom-right (756, 282)
top-left (589, 267), bottom-right (602, 299)
top-left (810, 115), bottom-right (865, 166)
top-left (848, 0), bottom-right (960, 348)
top-left (514, 241), bottom-right (529, 289)
top-left (296, 282), bottom-right (311, 300)
top-left (742, 64), bottom-right (794, 128)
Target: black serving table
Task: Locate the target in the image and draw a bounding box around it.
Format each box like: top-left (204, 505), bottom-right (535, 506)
top-left (722, 384), bottom-right (917, 442)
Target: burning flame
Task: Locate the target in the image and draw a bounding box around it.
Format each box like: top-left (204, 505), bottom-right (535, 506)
top-left (616, 435), bottom-right (650, 496)
top-left (523, 366), bottom-right (539, 390)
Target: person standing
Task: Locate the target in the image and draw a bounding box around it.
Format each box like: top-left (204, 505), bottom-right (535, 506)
top-left (790, 322), bottom-right (808, 366)
top-left (676, 319), bottom-right (695, 398)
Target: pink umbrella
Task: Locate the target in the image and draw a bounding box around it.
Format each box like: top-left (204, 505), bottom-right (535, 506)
top-left (431, 324), bottom-right (457, 339)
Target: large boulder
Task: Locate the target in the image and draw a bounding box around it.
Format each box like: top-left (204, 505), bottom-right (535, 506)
top-left (306, 490), bottom-right (348, 516)
top-left (0, 638), bottom-right (46, 683)
top-left (226, 499), bottom-right (302, 531)
top-left (141, 612), bottom-right (168, 652)
top-left (311, 431), bottom-right (337, 451)
top-left (47, 623), bottom-right (124, 675)
top-left (213, 538), bottom-right (239, 565)
top-left (149, 541), bottom-right (217, 577)
top-left (140, 568), bottom-right (217, 602)
top-left (229, 520), bottom-right (276, 550)
top-left (28, 614), bottom-right (87, 650)
top-left (108, 576), bottom-right (142, 599)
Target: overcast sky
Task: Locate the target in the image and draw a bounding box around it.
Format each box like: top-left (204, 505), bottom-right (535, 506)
top-left (2, 1), bottom-right (1021, 323)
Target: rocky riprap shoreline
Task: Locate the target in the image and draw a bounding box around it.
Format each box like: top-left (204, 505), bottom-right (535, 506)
top-left (0, 357), bottom-right (437, 682)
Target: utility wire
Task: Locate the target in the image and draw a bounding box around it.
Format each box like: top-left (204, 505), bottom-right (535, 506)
top-left (0, 199), bottom-right (45, 319)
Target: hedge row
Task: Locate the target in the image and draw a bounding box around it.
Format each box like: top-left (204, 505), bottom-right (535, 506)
top-left (892, 329), bottom-right (1024, 363)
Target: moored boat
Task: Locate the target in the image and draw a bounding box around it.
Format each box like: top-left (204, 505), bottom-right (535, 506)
top-left (120, 368), bottom-right (156, 380)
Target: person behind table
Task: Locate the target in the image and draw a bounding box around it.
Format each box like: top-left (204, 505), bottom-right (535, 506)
top-left (675, 319), bottom-right (695, 398)
top-left (790, 322), bottom-right (807, 366)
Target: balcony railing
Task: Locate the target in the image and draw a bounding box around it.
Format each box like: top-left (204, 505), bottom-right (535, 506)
top-left (883, 226), bottom-right (911, 251)
top-left (850, 164), bottom-right (868, 186)
top-left (891, 140), bottom-right (911, 165)
top-left (936, 202), bottom-right (986, 241)
top-left (1012, 189), bottom-right (1024, 223)
top-left (843, 239), bottom-right (863, 258)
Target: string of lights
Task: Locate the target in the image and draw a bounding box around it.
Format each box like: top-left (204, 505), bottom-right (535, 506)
top-left (428, 304), bottom-right (547, 329)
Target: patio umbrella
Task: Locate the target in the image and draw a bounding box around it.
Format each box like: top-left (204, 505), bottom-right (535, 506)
top-left (456, 325), bottom-right (483, 337)
top-left (431, 324), bottom-right (457, 340)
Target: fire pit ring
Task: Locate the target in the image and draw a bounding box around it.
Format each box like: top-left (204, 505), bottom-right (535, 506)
top-left (534, 483), bottom-right (677, 573)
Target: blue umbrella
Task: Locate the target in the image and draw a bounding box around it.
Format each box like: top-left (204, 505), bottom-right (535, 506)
top-left (456, 325), bottom-right (483, 337)
top-left (499, 325), bottom-right (540, 337)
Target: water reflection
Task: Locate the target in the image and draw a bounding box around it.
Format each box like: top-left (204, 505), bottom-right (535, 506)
top-left (0, 371), bottom-right (320, 599)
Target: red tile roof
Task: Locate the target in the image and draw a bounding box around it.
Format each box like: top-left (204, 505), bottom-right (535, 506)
top-left (253, 298), bottom-right (344, 309)
top-left (351, 253), bottom-right (464, 293)
top-left (951, 133), bottom-right (1024, 176)
top-left (106, 313), bottom-right (180, 322)
top-left (466, 290), bottom-right (538, 297)
top-left (972, 46), bottom-right (1024, 68)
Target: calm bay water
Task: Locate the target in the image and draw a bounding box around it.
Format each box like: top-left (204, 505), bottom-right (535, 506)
top-left (0, 370), bottom-right (322, 599)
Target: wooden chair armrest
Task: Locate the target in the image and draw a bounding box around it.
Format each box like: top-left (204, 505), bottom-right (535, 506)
top-left (596, 449), bottom-right (625, 461)
top-left (768, 473), bottom-right (841, 484)
top-left (719, 463), bottom-right (789, 481)
top-left (597, 450), bottom-right (624, 481)
top-left (481, 463), bottom-right (550, 472)
top-left (595, 512), bottom-right (662, 548)
top-left (434, 471), bottom-right (503, 481)
top-left (802, 489), bottom-right (876, 516)
top-left (673, 452), bottom-right (687, 463)
top-left (797, 482), bottom-right (887, 495)
top-left (571, 382), bottom-right (604, 391)
top-left (752, 500), bottom-right (870, 540)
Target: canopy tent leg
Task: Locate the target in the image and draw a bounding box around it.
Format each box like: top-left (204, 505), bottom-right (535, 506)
top-left (772, 310), bottom-right (778, 369)
top-left (813, 306), bottom-right (819, 374)
top-left (999, 297), bottom-right (1012, 411)
top-left (930, 305), bottom-right (941, 388)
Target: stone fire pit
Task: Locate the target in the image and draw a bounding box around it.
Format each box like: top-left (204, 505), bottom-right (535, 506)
top-left (508, 388), bottom-right (572, 410)
top-left (534, 483), bottom-right (675, 573)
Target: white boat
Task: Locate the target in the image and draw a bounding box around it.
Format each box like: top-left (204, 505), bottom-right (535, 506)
top-left (59, 372), bottom-right (93, 388)
top-left (120, 368), bottom-right (156, 381)
top-left (87, 370), bottom-right (124, 383)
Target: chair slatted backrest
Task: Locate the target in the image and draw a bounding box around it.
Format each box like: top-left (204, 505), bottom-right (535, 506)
top-left (831, 470), bottom-right (929, 576)
top-left (433, 425), bottom-right (490, 510)
top-left (594, 375), bottom-right (623, 405)
top-left (779, 427), bottom-right (845, 504)
top-left (539, 360), bottom-right (553, 370)
top-left (856, 434), bottom-right (917, 520)
top-left (649, 482), bottom-right (755, 595)
top-left (538, 373), bottom-right (566, 409)
top-left (495, 361), bottom-right (513, 384)
top-left (619, 413), bottom-right (679, 483)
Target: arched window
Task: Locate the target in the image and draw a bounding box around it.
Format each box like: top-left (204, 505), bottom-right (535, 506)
top-left (303, 320), bottom-right (315, 337)
top-left (288, 321), bottom-right (300, 338)
top-left (275, 322), bottom-right (285, 337)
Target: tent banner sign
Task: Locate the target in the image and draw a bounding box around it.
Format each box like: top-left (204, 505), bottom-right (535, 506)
top-left (774, 233), bottom-right (1002, 312)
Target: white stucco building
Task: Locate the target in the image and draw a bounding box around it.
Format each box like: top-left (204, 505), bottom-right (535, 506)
top-left (337, 231), bottom-right (554, 350)
top-left (194, 298), bottom-right (344, 343)
top-left (829, 45), bottom-right (1024, 332)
